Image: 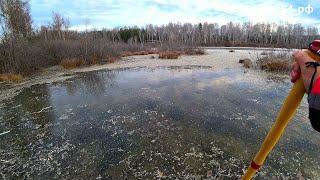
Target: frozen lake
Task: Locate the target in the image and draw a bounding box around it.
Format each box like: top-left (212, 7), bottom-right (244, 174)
top-left (1, 51), bottom-right (319, 179)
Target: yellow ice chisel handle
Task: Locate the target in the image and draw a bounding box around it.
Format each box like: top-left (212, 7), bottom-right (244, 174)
top-left (242, 78), bottom-right (306, 180)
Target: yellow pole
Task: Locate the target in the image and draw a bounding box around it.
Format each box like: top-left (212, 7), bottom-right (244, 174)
top-left (242, 50), bottom-right (320, 180)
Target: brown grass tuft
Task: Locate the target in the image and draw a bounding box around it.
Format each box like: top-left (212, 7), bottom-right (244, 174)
top-left (133, 51), bottom-right (148, 56)
top-left (122, 51), bottom-right (152, 57)
top-left (258, 57), bottom-right (291, 72)
top-left (147, 50), bottom-right (158, 54)
top-left (60, 58), bottom-right (85, 69)
top-left (122, 50), bottom-right (159, 57)
top-left (90, 55), bottom-right (102, 64)
top-left (184, 49), bottom-right (205, 55)
top-left (107, 56), bottom-right (119, 63)
top-left (159, 51), bottom-right (181, 59)
top-left (257, 52), bottom-right (292, 72)
top-left (0, 74), bottom-right (23, 82)
top-left (121, 51), bottom-right (134, 57)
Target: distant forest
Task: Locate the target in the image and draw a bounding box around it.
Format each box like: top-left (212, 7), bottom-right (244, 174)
top-left (0, 0), bottom-right (319, 74)
top-left (115, 22), bottom-right (319, 48)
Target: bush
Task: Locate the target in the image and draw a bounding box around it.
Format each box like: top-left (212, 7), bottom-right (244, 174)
top-left (90, 55), bottom-right (102, 64)
top-left (107, 56), bottom-right (119, 63)
top-left (133, 51), bottom-right (148, 55)
top-left (258, 58), bottom-right (291, 72)
top-left (121, 49), bottom-right (159, 57)
top-left (121, 51), bottom-right (134, 57)
top-left (159, 51), bottom-right (181, 59)
top-left (257, 51), bottom-right (292, 72)
top-left (147, 50), bottom-right (158, 54)
top-left (60, 58), bottom-right (85, 69)
top-left (184, 49), bottom-right (205, 55)
top-left (0, 37), bottom-right (50, 75)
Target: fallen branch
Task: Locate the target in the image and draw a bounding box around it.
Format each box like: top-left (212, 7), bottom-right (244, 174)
top-left (0, 130), bottom-right (10, 136)
top-left (28, 106), bottom-right (52, 115)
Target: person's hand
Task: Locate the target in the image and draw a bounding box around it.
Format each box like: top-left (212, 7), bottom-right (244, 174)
top-left (291, 50), bottom-right (320, 92)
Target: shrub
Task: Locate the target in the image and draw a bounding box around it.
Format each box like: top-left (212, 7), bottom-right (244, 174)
top-left (133, 51), bottom-right (148, 55)
top-left (0, 74), bottom-right (23, 82)
top-left (229, 50), bottom-right (235, 52)
top-left (184, 49), bottom-right (205, 55)
top-left (90, 55), bottom-right (102, 64)
top-left (159, 51), bottom-right (181, 59)
top-left (258, 58), bottom-right (291, 72)
top-left (256, 51), bottom-right (292, 72)
top-left (60, 58), bottom-right (85, 69)
top-left (121, 51), bottom-right (134, 57)
top-left (122, 50), bottom-right (152, 57)
top-left (147, 50), bottom-right (158, 54)
top-left (107, 56), bottom-right (119, 63)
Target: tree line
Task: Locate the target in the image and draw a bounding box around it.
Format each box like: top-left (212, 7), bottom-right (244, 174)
top-left (116, 22), bottom-right (318, 48)
top-left (0, 0), bottom-right (319, 75)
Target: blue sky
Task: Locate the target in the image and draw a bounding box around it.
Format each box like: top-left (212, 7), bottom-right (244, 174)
top-left (29, 0), bottom-right (320, 30)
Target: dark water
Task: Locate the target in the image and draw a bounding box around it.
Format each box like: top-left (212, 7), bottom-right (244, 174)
top-left (0, 66), bottom-right (319, 179)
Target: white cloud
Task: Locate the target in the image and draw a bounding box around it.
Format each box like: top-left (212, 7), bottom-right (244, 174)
top-left (138, 0), bottom-right (319, 25)
top-left (30, 0), bottom-right (320, 30)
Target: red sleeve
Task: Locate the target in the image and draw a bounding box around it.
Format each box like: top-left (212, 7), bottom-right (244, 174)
top-left (308, 76), bottom-right (320, 132)
top-left (311, 77), bottom-right (320, 94)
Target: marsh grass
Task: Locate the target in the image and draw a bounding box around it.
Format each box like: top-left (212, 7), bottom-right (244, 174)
top-left (159, 51), bottom-right (181, 59)
top-left (107, 56), bottom-right (119, 63)
top-left (60, 58), bottom-right (85, 69)
top-left (256, 51), bottom-right (292, 72)
top-left (121, 50), bottom-right (158, 57)
top-left (184, 49), bottom-right (205, 55)
top-left (0, 74), bottom-right (23, 82)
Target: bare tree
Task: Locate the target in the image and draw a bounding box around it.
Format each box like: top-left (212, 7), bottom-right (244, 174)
top-left (0, 0), bottom-right (33, 73)
top-left (51, 12), bottom-right (69, 40)
top-left (0, 0), bottom-right (32, 37)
